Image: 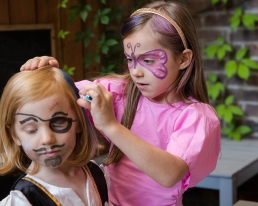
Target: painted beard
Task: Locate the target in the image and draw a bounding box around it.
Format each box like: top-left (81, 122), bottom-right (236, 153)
top-left (44, 155), bottom-right (62, 167)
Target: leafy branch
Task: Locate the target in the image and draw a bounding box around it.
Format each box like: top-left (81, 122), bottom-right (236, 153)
top-left (205, 1), bottom-right (258, 140)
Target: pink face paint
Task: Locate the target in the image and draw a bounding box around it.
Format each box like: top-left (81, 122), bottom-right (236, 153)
top-left (124, 43), bottom-right (168, 79)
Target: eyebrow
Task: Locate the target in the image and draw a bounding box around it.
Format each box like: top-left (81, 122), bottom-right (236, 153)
top-left (15, 112), bottom-right (68, 124)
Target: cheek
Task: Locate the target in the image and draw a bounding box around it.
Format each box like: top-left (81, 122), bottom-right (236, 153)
top-left (20, 138), bottom-right (35, 154)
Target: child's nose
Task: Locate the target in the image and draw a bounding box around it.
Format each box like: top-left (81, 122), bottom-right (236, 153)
top-left (130, 64), bottom-right (144, 77)
top-left (40, 128), bottom-right (56, 145)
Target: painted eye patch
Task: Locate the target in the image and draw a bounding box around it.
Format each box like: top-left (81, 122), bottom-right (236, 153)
top-left (15, 112), bottom-right (77, 134)
top-left (124, 43), bottom-right (168, 79)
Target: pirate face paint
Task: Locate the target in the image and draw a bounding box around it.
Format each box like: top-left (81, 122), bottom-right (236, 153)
top-left (16, 112), bottom-right (77, 134)
top-left (123, 28), bottom-right (182, 104)
top-left (13, 96), bottom-right (78, 169)
top-left (124, 43), bottom-right (168, 79)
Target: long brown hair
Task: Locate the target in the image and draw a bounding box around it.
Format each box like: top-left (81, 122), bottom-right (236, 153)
top-left (105, 1), bottom-right (209, 165)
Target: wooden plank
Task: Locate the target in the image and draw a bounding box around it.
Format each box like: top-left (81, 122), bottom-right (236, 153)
top-left (59, 0), bottom-right (86, 81)
top-left (36, 0), bottom-right (61, 63)
top-left (9, 0), bottom-right (36, 24)
top-left (0, 0), bottom-right (9, 24)
top-left (234, 200), bottom-right (258, 206)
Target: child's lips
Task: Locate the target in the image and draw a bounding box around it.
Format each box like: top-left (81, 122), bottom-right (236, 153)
top-left (41, 150), bottom-right (60, 157)
top-left (136, 82), bottom-right (148, 90)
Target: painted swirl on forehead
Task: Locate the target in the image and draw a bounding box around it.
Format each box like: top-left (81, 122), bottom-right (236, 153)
top-left (124, 43), bottom-right (168, 79)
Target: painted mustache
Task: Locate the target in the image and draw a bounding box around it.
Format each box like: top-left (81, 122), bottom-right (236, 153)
top-left (33, 143), bottom-right (65, 153)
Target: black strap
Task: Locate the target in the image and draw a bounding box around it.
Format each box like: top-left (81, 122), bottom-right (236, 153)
top-left (12, 163), bottom-right (108, 205)
top-left (12, 173), bottom-right (58, 206)
top-left (87, 161), bottom-right (109, 205)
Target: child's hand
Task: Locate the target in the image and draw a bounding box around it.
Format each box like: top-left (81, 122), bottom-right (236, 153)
top-left (77, 83), bottom-right (117, 131)
top-left (20, 56), bottom-right (59, 71)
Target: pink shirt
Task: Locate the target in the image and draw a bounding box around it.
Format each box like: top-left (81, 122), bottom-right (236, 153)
top-left (76, 78), bottom-right (221, 206)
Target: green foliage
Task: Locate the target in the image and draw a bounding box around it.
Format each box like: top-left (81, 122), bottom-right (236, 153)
top-left (206, 73), bottom-right (224, 100)
top-left (58, 0), bottom-right (69, 8)
top-left (205, 2), bottom-right (258, 140)
top-left (58, 30), bottom-right (70, 39)
top-left (225, 48), bottom-right (258, 80)
top-left (204, 37), bottom-right (232, 60)
top-left (58, 1), bottom-right (125, 75)
top-left (211, 0), bottom-right (228, 6)
top-left (62, 64), bottom-right (76, 75)
top-left (229, 7), bottom-right (258, 30)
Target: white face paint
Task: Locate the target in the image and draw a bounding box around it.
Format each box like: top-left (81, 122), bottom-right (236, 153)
top-left (13, 95), bottom-right (78, 168)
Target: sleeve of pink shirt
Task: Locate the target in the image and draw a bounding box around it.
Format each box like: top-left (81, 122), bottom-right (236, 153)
top-left (75, 78), bottom-right (126, 142)
top-left (167, 103), bottom-right (221, 188)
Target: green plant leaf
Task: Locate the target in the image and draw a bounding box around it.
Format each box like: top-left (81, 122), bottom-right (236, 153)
top-left (62, 64), bottom-right (76, 75)
top-left (211, 0), bottom-right (220, 5)
top-left (237, 63), bottom-right (250, 80)
top-left (212, 82), bottom-right (224, 99)
top-left (105, 39), bottom-right (118, 46)
top-left (236, 48), bottom-right (247, 60)
top-left (58, 0), bottom-right (68, 8)
top-left (229, 132), bottom-right (241, 140)
top-left (217, 47), bottom-right (226, 60)
top-left (216, 104), bottom-right (226, 117)
top-left (235, 7), bottom-right (243, 16)
top-left (102, 45), bottom-right (109, 54)
top-left (235, 125), bottom-right (252, 135)
top-left (94, 55), bottom-right (100, 63)
top-left (58, 30), bottom-right (70, 39)
top-left (222, 44), bottom-right (232, 52)
top-left (101, 15), bottom-right (109, 24)
top-left (224, 107), bottom-right (233, 123)
top-left (229, 15), bottom-right (240, 29)
top-left (229, 105), bottom-right (243, 116)
top-left (242, 58), bottom-right (258, 70)
top-left (101, 0), bottom-right (106, 4)
top-left (225, 60), bottom-right (237, 78)
top-left (217, 37), bottom-right (224, 45)
top-left (69, 6), bottom-right (80, 22)
top-left (80, 10), bottom-right (88, 22)
top-left (101, 8), bottom-right (111, 15)
top-left (204, 45), bottom-right (218, 58)
top-left (225, 95), bottom-right (234, 105)
top-left (242, 13), bottom-right (258, 29)
top-left (208, 73), bottom-right (218, 83)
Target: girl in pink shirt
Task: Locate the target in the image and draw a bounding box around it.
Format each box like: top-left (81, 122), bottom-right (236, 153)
top-left (21, 1), bottom-right (220, 205)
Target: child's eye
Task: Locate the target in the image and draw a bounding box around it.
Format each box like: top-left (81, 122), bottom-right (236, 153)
top-left (24, 128), bottom-right (38, 134)
top-left (126, 58), bottom-right (133, 63)
top-left (51, 119), bottom-right (68, 130)
top-left (144, 59), bottom-right (154, 64)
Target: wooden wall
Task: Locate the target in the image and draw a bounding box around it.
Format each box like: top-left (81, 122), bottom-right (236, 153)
top-left (0, 0), bottom-right (84, 81)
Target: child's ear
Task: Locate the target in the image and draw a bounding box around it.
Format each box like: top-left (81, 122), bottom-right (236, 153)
top-left (179, 49), bottom-right (193, 70)
top-left (11, 131), bottom-right (22, 146)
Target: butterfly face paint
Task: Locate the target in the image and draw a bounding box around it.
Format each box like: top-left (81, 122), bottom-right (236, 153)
top-left (125, 43), bottom-right (168, 79)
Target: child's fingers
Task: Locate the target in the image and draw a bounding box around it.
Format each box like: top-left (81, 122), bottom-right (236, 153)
top-left (20, 56), bottom-right (59, 71)
top-left (77, 98), bottom-right (91, 110)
